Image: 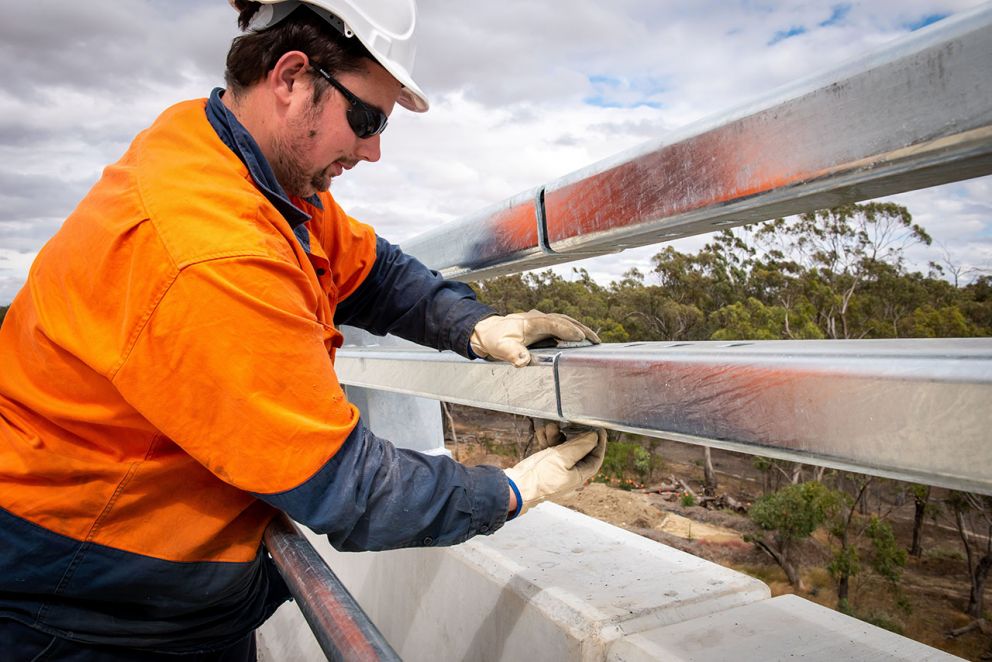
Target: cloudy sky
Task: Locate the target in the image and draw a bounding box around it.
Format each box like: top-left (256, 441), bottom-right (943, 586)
top-left (1, 0), bottom-right (989, 304)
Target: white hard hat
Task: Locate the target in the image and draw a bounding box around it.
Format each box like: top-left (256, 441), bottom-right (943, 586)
top-left (233, 0), bottom-right (429, 112)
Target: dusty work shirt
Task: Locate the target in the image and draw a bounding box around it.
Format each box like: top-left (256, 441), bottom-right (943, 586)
top-left (0, 93), bottom-right (508, 653)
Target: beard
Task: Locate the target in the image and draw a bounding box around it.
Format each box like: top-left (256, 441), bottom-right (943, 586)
top-left (270, 106), bottom-right (334, 198)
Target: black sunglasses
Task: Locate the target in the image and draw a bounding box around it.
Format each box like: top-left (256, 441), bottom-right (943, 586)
top-left (312, 66), bottom-right (388, 139)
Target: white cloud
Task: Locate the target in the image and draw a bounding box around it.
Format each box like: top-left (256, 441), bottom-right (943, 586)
top-left (889, 180), bottom-right (992, 277)
top-left (0, 0), bottom-right (989, 303)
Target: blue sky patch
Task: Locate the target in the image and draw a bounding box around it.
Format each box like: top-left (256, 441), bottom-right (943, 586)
top-left (588, 74), bottom-right (620, 86)
top-left (768, 25), bottom-right (807, 46)
top-left (584, 74), bottom-right (667, 109)
top-left (904, 13), bottom-right (948, 31)
top-left (583, 95), bottom-right (662, 109)
top-left (820, 4), bottom-right (852, 27)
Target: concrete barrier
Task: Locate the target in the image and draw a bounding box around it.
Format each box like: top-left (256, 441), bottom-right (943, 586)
top-left (261, 502), bottom-right (768, 660)
top-left (258, 501), bottom-right (964, 660)
top-left (608, 594), bottom-right (959, 661)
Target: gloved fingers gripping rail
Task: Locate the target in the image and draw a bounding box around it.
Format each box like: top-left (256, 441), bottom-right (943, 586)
top-left (532, 418), bottom-right (565, 450)
top-left (505, 428), bottom-right (607, 516)
top-left (470, 309), bottom-right (601, 368)
top-left (532, 419), bottom-right (601, 451)
top-left (541, 313), bottom-right (600, 345)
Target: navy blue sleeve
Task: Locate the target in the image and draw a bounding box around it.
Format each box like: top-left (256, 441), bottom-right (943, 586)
top-left (253, 418), bottom-right (510, 551)
top-left (334, 236), bottom-right (495, 358)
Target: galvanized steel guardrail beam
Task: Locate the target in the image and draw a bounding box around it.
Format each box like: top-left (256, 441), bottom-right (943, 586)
top-left (402, 4), bottom-right (992, 281)
top-left (336, 339), bottom-right (992, 495)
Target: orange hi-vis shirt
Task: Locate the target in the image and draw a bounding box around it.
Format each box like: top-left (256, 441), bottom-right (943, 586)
top-left (0, 97), bottom-right (382, 648)
top-left (0, 98), bottom-right (376, 563)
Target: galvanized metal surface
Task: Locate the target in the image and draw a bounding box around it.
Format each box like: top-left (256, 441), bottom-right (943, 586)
top-left (336, 346), bottom-right (558, 419)
top-left (335, 339), bottom-right (992, 494)
top-left (402, 189), bottom-right (549, 281)
top-left (263, 514), bottom-right (401, 662)
top-left (402, 5), bottom-right (992, 281)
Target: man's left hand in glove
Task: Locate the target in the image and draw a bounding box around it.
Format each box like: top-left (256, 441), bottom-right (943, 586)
top-left (470, 310), bottom-right (600, 368)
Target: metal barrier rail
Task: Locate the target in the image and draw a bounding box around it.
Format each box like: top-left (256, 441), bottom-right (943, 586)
top-left (336, 340), bottom-right (992, 495)
top-left (263, 514), bottom-right (402, 661)
top-left (402, 4), bottom-right (992, 281)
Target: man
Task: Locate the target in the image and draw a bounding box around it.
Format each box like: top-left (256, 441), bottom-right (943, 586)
top-left (0, 0), bottom-right (606, 659)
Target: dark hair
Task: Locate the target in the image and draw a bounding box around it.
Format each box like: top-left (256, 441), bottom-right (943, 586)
top-left (225, 1), bottom-right (373, 101)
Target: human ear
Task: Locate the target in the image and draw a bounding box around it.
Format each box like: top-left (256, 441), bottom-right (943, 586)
top-left (269, 51), bottom-right (310, 106)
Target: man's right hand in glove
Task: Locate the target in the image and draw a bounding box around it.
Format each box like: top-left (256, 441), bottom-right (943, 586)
top-left (505, 428), bottom-right (607, 517)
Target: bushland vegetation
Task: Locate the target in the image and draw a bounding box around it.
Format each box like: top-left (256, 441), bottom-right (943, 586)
top-left (472, 203), bottom-right (990, 341)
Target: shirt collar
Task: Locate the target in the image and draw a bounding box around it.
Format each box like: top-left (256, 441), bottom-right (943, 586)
top-left (205, 88), bottom-right (323, 242)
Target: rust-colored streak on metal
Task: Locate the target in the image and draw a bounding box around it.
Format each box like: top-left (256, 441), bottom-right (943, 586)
top-left (265, 515), bottom-right (393, 661)
top-left (544, 117), bottom-right (817, 244)
top-left (565, 356), bottom-right (838, 452)
top-left (485, 200), bottom-right (540, 254)
top-left (301, 575), bottom-right (379, 661)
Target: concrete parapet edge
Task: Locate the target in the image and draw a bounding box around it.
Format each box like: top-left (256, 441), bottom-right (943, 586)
top-left (607, 593), bottom-right (963, 661)
top-left (260, 501), bottom-right (771, 660)
top-left (259, 501), bottom-right (958, 661)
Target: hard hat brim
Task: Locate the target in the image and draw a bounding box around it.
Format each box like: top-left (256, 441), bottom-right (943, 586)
top-left (395, 79), bottom-right (429, 113)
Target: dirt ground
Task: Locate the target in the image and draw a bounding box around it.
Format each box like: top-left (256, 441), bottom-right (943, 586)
top-left (444, 404), bottom-right (992, 661)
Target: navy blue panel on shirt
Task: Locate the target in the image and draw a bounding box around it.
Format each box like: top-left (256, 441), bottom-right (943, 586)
top-left (335, 236), bottom-right (495, 357)
top-left (0, 619), bottom-right (258, 662)
top-left (205, 88), bottom-right (319, 243)
top-left (0, 507), bottom-right (288, 653)
top-left (254, 418), bottom-right (509, 551)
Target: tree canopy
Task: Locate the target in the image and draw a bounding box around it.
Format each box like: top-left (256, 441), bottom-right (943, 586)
top-left (472, 204), bottom-right (989, 341)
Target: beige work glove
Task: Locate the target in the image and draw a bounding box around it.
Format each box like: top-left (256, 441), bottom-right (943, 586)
top-left (532, 418), bottom-right (565, 451)
top-left (470, 310), bottom-right (601, 368)
top-left (505, 428), bottom-right (607, 516)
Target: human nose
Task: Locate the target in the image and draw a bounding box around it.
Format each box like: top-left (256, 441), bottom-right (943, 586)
top-left (355, 133), bottom-right (381, 163)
